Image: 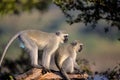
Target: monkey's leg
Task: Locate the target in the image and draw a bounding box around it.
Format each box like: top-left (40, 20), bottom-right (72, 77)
top-left (19, 35), bottom-right (41, 68)
top-left (29, 46), bottom-right (40, 68)
top-left (63, 57), bottom-right (74, 73)
top-left (74, 61), bottom-right (81, 74)
top-left (43, 47), bottom-right (59, 69)
top-left (42, 50), bottom-right (52, 73)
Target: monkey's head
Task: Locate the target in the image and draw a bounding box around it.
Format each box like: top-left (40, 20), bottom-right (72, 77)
top-left (55, 31), bottom-right (69, 43)
top-left (71, 40), bottom-right (83, 52)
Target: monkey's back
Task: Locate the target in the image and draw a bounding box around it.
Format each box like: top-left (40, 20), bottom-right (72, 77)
top-left (56, 44), bottom-right (74, 61)
top-left (21, 30), bottom-right (56, 49)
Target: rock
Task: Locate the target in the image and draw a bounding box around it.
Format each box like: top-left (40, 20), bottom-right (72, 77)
top-left (15, 68), bottom-right (88, 80)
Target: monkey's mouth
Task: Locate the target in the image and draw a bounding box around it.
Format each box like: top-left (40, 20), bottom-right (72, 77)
top-left (64, 36), bottom-right (68, 43)
top-left (78, 45), bottom-right (83, 52)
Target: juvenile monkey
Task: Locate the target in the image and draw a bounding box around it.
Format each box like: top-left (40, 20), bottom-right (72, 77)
top-left (55, 40), bottom-right (83, 80)
top-left (0, 30), bottom-right (68, 72)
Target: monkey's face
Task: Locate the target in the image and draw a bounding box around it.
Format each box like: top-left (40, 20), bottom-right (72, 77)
top-left (63, 35), bottom-right (69, 43)
top-left (71, 40), bottom-right (83, 52)
top-left (78, 44), bottom-right (83, 52)
top-left (56, 31), bottom-right (69, 43)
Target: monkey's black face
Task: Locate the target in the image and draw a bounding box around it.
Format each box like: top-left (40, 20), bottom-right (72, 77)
top-left (78, 45), bottom-right (83, 52)
top-left (63, 35), bottom-right (68, 43)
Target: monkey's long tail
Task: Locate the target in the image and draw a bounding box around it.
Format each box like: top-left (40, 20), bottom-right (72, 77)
top-left (60, 68), bottom-right (71, 80)
top-left (55, 58), bottom-right (70, 80)
top-left (0, 32), bottom-right (21, 66)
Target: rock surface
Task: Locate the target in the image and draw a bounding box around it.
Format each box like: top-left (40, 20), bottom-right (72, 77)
top-left (15, 68), bottom-right (88, 80)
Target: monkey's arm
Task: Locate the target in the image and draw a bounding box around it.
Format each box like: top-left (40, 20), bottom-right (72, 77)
top-left (74, 61), bottom-right (81, 74)
top-left (74, 61), bottom-right (79, 69)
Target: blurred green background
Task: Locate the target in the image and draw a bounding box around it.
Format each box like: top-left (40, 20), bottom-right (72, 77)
top-left (0, 0), bottom-right (120, 73)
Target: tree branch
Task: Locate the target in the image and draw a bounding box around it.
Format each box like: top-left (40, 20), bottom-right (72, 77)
top-left (15, 68), bottom-right (88, 80)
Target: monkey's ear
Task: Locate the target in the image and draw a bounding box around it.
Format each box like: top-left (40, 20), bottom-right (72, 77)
top-left (71, 41), bottom-right (77, 46)
top-left (56, 31), bottom-right (61, 36)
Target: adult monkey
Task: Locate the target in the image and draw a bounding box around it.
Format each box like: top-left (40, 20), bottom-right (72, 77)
top-left (55, 40), bottom-right (83, 80)
top-left (0, 30), bottom-right (68, 72)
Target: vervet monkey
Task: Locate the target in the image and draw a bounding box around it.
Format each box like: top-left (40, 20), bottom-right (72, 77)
top-left (55, 40), bottom-right (83, 80)
top-left (0, 30), bottom-right (69, 72)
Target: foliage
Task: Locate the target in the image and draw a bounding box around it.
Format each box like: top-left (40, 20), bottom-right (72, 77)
top-left (0, 73), bottom-right (15, 80)
top-left (97, 64), bottom-right (120, 80)
top-left (0, 49), bottom-right (44, 75)
top-left (0, 0), bottom-right (51, 15)
top-left (77, 58), bottom-right (92, 74)
top-left (53, 0), bottom-right (120, 31)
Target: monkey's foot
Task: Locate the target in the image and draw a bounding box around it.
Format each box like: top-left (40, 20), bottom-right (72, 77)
top-left (42, 67), bottom-right (51, 74)
top-left (74, 69), bottom-right (82, 74)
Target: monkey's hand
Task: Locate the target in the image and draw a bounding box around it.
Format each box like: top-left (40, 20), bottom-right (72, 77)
top-left (74, 68), bottom-right (82, 74)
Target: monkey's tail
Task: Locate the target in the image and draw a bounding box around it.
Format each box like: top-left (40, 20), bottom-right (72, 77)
top-left (55, 56), bottom-right (70, 80)
top-left (0, 32), bottom-right (21, 66)
top-left (60, 68), bottom-right (71, 80)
